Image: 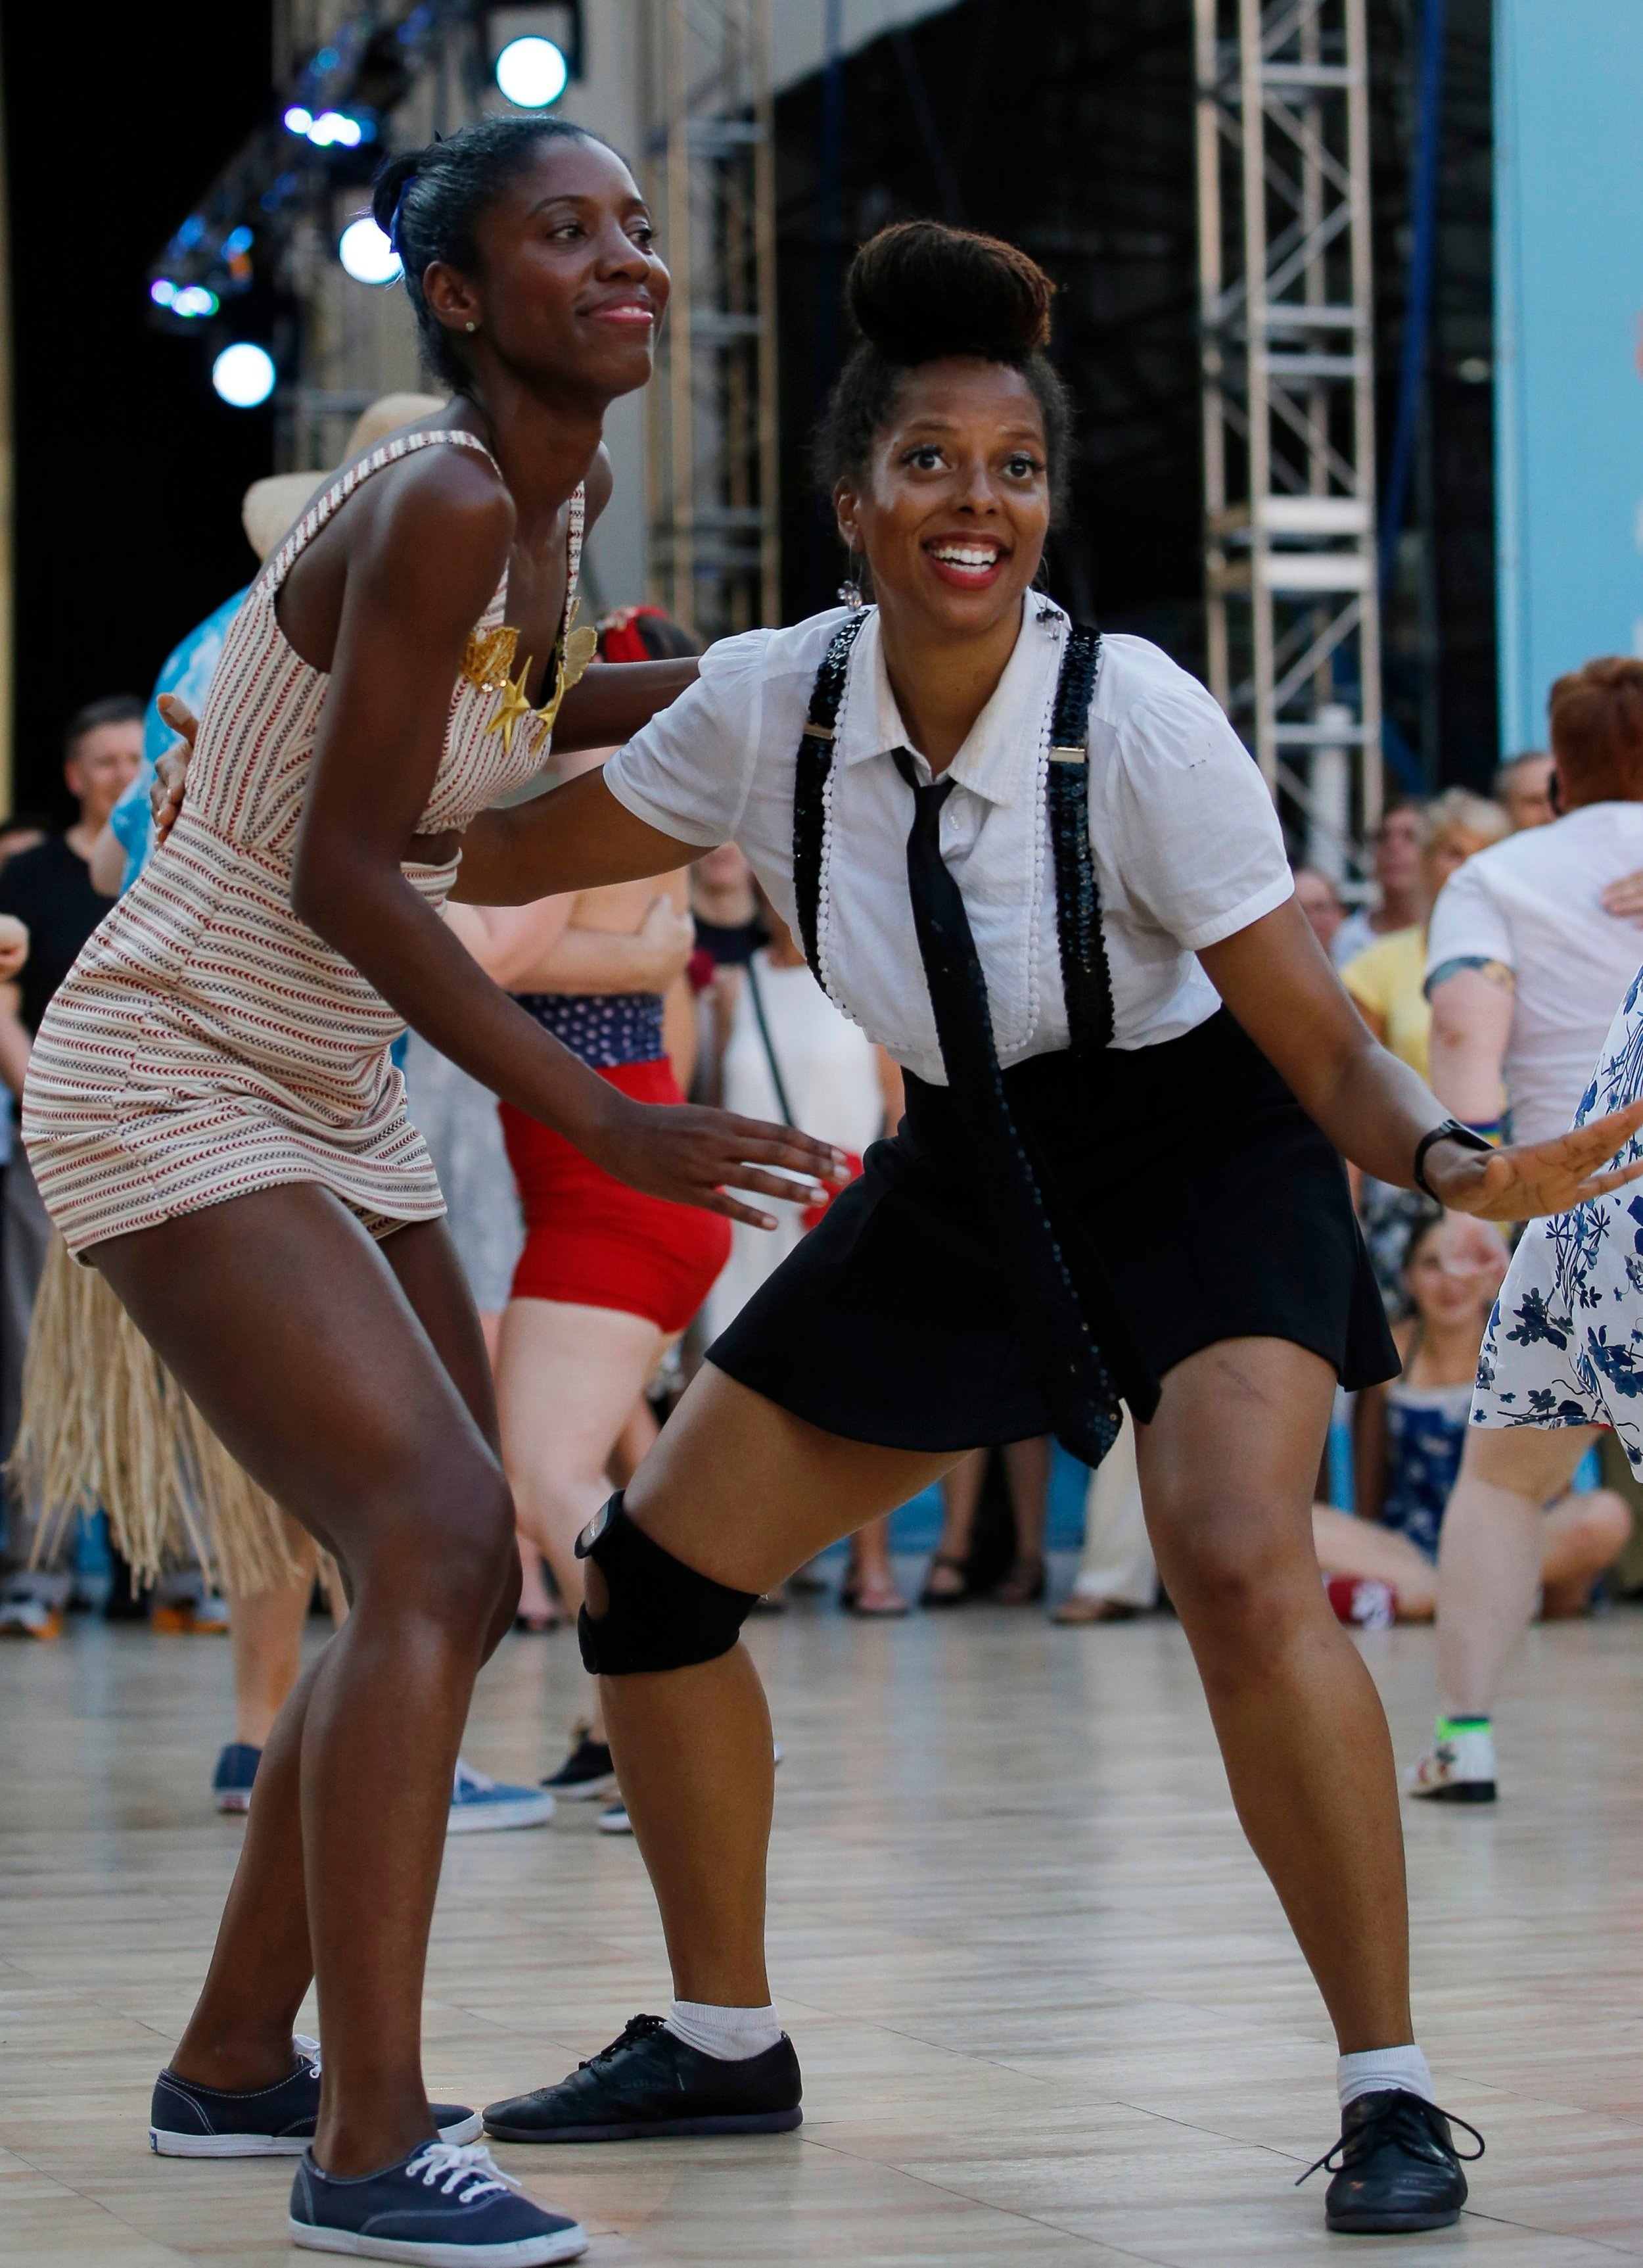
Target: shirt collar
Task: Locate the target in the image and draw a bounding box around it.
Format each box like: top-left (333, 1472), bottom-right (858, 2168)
top-left (836, 596), bottom-right (1068, 807)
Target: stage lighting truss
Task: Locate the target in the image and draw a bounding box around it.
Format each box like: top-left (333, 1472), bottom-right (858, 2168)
top-left (639, 0), bottom-right (779, 646)
top-left (1195, 0), bottom-right (1381, 889)
top-left (143, 0), bottom-right (484, 353)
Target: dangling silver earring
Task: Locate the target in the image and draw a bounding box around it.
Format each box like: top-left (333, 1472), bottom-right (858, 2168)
top-left (465, 320), bottom-right (477, 334)
top-left (837, 548), bottom-right (865, 609)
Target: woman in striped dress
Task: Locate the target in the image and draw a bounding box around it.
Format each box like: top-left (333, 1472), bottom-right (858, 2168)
top-left (24, 119), bottom-right (834, 2267)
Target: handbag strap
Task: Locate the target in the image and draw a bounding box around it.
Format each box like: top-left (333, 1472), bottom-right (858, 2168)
top-left (1046, 625), bottom-right (1114, 1059)
top-left (744, 958), bottom-right (798, 1127)
top-left (793, 611), bottom-right (869, 989)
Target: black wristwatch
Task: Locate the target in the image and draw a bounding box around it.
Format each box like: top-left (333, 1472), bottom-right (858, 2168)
top-left (1412, 1118), bottom-right (1494, 1202)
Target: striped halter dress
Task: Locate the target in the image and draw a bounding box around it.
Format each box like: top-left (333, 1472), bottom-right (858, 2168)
top-left (24, 429), bottom-right (583, 1256)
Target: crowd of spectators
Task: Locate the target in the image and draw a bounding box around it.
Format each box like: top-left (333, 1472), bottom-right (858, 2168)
top-left (5, 623), bottom-right (1643, 1826)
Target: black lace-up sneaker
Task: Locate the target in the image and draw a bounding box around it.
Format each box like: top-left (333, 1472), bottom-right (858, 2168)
top-left (1300, 2089), bottom-right (1483, 2233)
top-left (540, 1730), bottom-right (616, 1801)
top-left (483, 2012), bottom-right (802, 2143)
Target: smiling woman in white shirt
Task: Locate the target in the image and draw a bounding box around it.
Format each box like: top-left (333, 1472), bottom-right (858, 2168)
top-left (448, 222), bottom-right (1643, 2231)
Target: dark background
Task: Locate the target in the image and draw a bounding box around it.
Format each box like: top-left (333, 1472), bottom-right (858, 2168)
top-left (774, 0), bottom-right (1500, 790)
top-left (1, 0), bottom-right (1498, 819)
top-left (2, 0), bottom-right (275, 822)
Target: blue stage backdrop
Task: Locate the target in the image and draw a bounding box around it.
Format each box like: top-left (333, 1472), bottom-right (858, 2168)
top-left (1494, 0), bottom-right (1643, 753)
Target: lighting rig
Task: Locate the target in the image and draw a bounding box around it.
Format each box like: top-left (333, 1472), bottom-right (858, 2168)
top-left (149, 2), bottom-right (582, 408)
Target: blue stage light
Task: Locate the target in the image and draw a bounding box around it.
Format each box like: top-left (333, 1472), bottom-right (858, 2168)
top-left (212, 344), bottom-right (277, 408)
top-left (172, 285), bottom-right (220, 319)
top-left (338, 216), bottom-right (402, 285)
top-left (495, 35), bottom-right (568, 108)
top-left (223, 225), bottom-right (254, 257)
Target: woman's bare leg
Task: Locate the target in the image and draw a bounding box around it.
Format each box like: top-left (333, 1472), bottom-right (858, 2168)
top-left (1136, 1340), bottom-right (1411, 2052)
top-left (1539, 1486), bottom-right (1632, 1617)
top-left (597, 1365), bottom-right (956, 2003)
top-left (924, 1446), bottom-right (984, 1597)
top-left (1002, 1434), bottom-right (1050, 1559)
top-left (611, 1390), bottom-right (661, 1486)
top-left (1434, 1425), bottom-right (1600, 1716)
top-left (228, 1560), bottom-right (319, 1750)
top-left (495, 1297), bottom-right (665, 1741)
top-left (847, 1512), bottom-right (904, 1606)
top-left (1310, 1506), bottom-right (1439, 1619)
top-left (92, 1188), bottom-right (519, 2175)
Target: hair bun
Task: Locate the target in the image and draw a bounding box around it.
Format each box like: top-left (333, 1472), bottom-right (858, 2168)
top-left (845, 220), bottom-right (1053, 366)
top-left (371, 150), bottom-right (423, 246)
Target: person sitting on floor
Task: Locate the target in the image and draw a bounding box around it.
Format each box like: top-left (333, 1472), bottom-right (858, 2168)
top-left (1312, 1211), bottom-right (1630, 1620)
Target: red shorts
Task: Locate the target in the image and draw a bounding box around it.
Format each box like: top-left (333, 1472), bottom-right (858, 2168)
top-left (498, 1058), bottom-right (731, 1333)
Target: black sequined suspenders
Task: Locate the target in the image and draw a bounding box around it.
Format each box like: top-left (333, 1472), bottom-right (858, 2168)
top-left (1046, 625), bottom-right (1114, 1057)
top-left (791, 611), bottom-right (868, 990)
top-left (791, 610), bottom-right (1114, 1041)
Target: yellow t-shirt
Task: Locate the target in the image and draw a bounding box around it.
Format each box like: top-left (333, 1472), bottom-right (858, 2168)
top-left (1342, 924), bottom-right (1430, 1080)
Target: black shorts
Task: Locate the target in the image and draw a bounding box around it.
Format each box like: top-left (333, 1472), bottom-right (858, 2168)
top-left (707, 1009), bottom-right (1397, 1452)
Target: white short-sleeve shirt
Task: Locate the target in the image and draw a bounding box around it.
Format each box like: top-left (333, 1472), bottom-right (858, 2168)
top-left (1424, 801), bottom-right (1643, 1146)
top-left (604, 597), bottom-right (1292, 1087)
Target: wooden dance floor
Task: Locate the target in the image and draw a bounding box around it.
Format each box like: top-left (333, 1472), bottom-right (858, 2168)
top-left (5, 1594), bottom-right (1643, 2263)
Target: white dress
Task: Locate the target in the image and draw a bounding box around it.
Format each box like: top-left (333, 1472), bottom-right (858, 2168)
top-left (1472, 964), bottom-right (1643, 1471)
top-left (701, 951), bottom-right (885, 1342)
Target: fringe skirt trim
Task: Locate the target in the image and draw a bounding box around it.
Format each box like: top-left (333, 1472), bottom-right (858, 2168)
top-left (12, 1233), bottom-right (308, 1598)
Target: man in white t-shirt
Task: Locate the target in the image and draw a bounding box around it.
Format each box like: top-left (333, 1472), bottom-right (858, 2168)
top-left (1411, 656), bottom-right (1643, 1803)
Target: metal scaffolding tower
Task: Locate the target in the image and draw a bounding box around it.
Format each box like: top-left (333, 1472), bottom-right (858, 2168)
top-left (639, 0), bottom-right (779, 642)
top-left (1195, 0), bottom-right (1381, 879)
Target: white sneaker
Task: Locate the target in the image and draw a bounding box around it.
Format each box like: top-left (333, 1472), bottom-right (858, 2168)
top-left (1406, 1723), bottom-right (1496, 1803)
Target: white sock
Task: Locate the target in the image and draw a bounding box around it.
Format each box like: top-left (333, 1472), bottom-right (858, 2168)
top-left (664, 1999), bottom-right (783, 2062)
top-left (1338, 2044), bottom-right (1434, 2110)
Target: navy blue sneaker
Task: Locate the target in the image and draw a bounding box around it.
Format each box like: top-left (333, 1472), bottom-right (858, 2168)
top-left (290, 2140), bottom-right (586, 2263)
top-left (212, 1741), bottom-right (261, 1814)
top-left (150, 2037), bottom-right (481, 2158)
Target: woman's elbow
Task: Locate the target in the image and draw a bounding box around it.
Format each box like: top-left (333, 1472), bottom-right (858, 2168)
top-left (291, 848), bottom-right (370, 945)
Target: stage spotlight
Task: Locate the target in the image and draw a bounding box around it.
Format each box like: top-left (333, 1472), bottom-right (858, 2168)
top-left (308, 109), bottom-right (363, 148)
top-left (172, 285), bottom-right (220, 319)
top-left (338, 216), bottom-right (402, 285)
top-left (150, 279), bottom-right (176, 308)
top-left (223, 225), bottom-right (254, 257)
top-left (284, 105), bottom-right (313, 135)
top-left (212, 343), bottom-right (277, 408)
top-left (495, 35), bottom-right (568, 108)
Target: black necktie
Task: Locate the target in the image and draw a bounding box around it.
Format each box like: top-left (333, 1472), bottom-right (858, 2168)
top-left (893, 749), bottom-right (1122, 1465)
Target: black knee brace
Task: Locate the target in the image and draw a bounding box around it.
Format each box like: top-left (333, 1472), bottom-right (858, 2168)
top-left (576, 1492), bottom-right (759, 1676)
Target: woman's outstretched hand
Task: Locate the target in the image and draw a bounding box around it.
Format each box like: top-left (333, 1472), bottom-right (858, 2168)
top-left (1424, 1102), bottom-right (1643, 1221)
top-left (150, 694), bottom-right (198, 847)
top-left (587, 1094), bottom-right (849, 1230)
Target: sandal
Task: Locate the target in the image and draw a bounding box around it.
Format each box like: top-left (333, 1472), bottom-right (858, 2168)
top-left (992, 1552), bottom-right (1046, 1607)
top-left (841, 1572), bottom-right (910, 1618)
top-left (1052, 1592), bottom-right (1141, 1626)
top-left (919, 1551), bottom-right (971, 1607)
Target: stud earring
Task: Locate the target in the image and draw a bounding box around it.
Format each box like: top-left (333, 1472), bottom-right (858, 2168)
top-left (837, 547), bottom-right (865, 610)
top-left (465, 320), bottom-right (476, 334)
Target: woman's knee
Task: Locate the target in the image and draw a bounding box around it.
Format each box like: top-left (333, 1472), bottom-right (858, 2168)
top-left (1577, 1488), bottom-right (1632, 1563)
top-left (1153, 1501), bottom-right (1322, 1665)
top-left (363, 1461), bottom-right (519, 1631)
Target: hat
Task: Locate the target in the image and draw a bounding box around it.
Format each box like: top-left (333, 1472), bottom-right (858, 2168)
top-left (239, 392), bottom-right (448, 562)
